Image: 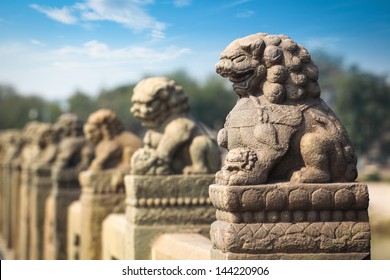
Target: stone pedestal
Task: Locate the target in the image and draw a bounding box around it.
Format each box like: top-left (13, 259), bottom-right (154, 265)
top-left (79, 170), bottom-right (125, 260)
top-left (102, 214), bottom-right (127, 260)
top-left (209, 182), bottom-right (371, 260)
top-left (1, 164), bottom-right (13, 249)
top-left (28, 166), bottom-right (52, 259)
top-left (151, 234), bottom-right (212, 260)
top-left (0, 162), bottom-right (20, 260)
top-left (17, 167), bottom-right (31, 259)
top-left (0, 164), bottom-right (4, 236)
top-left (124, 175), bottom-right (215, 260)
top-left (43, 168), bottom-right (81, 260)
top-left (67, 201), bottom-right (82, 260)
top-left (9, 163), bottom-right (21, 257)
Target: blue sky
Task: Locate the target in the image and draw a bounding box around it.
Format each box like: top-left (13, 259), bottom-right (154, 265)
top-left (0, 0), bottom-right (389, 100)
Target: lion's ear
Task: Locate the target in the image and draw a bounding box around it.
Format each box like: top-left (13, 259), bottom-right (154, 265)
top-left (240, 36), bottom-right (265, 58)
top-left (240, 43), bottom-right (252, 54)
top-left (241, 42), bottom-right (264, 60)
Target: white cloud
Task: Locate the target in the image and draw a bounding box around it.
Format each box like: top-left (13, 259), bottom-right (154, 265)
top-left (30, 39), bottom-right (46, 47)
top-left (305, 37), bottom-right (340, 50)
top-left (0, 42), bottom-right (24, 55)
top-left (224, 0), bottom-right (252, 8)
top-left (31, 0), bottom-right (166, 39)
top-left (174, 0), bottom-right (192, 7)
top-left (57, 40), bottom-right (190, 62)
top-left (236, 10), bottom-right (255, 18)
top-left (0, 40), bottom-right (192, 100)
top-left (30, 4), bottom-right (78, 24)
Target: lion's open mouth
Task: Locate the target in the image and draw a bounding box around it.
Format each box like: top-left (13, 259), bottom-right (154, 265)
top-left (229, 69), bottom-right (255, 89)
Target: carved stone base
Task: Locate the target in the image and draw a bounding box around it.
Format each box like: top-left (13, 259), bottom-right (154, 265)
top-left (209, 182), bottom-right (371, 260)
top-left (124, 175), bottom-right (215, 260)
top-left (211, 248), bottom-right (370, 260)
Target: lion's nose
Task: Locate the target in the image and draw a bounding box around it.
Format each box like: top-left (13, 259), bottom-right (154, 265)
top-left (215, 59), bottom-right (232, 77)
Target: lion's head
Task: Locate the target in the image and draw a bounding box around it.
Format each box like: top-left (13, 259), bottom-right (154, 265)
top-left (55, 113), bottom-right (83, 138)
top-left (216, 33), bottom-right (320, 103)
top-left (131, 77), bottom-right (190, 128)
top-left (84, 109), bottom-right (124, 144)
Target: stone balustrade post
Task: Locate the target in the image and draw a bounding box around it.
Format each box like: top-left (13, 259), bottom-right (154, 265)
top-left (43, 168), bottom-right (81, 259)
top-left (18, 166), bottom-right (32, 259)
top-left (7, 162), bottom-right (22, 257)
top-left (123, 174), bottom-right (215, 260)
top-left (28, 166), bottom-right (52, 259)
top-left (78, 170), bottom-right (125, 260)
top-left (1, 163), bottom-right (12, 249)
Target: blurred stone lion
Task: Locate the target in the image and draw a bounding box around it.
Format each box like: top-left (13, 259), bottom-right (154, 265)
top-left (84, 109), bottom-right (142, 171)
top-left (130, 77), bottom-right (220, 175)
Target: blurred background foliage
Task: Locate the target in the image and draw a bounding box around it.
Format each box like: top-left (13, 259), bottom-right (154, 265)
top-left (1, 50), bottom-right (389, 168)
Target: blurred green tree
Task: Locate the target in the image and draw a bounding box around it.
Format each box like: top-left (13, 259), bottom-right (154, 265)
top-left (334, 67), bottom-right (390, 160)
top-left (312, 50), bottom-right (345, 106)
top-left (96, 84), bottom-right (142, 133)
top-left (0, 85), bottom-right (62, 129)
top-left (67, 90), bottom-right (99, 122)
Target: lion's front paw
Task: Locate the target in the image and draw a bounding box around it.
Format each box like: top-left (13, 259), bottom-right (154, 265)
top-left (215, 169), bottom-right (229, 185)
top-left (215, 170), bottom-right (261, 186)
top-left (228, 172), bottom-right (251, 185)
top-left (131, 148), bottom-right (158, 175)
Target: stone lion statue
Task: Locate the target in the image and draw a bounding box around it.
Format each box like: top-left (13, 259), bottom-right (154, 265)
top-left (130, 77), bottom-right (220, 175)
top-left (19, 121), bottom-right (43, 167)
top-left (34, 122), bottom-right (60, 171)
top-left (215, 33), bottom-right (357, 185)
top-left (83, 109), bottom-right (142, 171)
top-left (0, 130), bottom-right (24, 166)
top-left (53, 113), bottom-right (93, 172)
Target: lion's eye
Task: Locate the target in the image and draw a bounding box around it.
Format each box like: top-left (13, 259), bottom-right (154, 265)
top-left (233, 55), bottom-right (246, 63)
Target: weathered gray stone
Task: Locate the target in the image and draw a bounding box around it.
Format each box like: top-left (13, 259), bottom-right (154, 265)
top-left (111, 77), bottom-right (221, 260)
top-left (209, 183), bottom-right (369, 213)
top-left (210, 182), bottom-right (370, 259)
top-left (210, 33), bottom-right (370, 260)
top-left (215, 33), bottom-right (357, 185)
